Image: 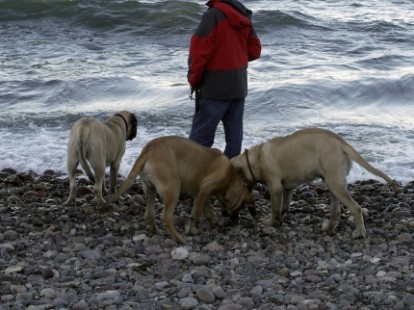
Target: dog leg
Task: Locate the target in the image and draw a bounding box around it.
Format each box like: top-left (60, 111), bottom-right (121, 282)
top-left (159, 184), bottom-right (183, 244)
top-left (328, 183), bottom-right (366, 239)
top-left (281, 188), bottom-right (293, 219)
top-left (203, 202), bottom-right (219, 226)
top-left (143, 183), bottom-right (161, 235)
top-left (265, 181), bottom-right (284, 226)
top-left (64, 176), bottom-right (77, 205)
top-left (63, 157), bottom-right (79, 205)
top-left (185, 191), bottom-right (210, 236)
top-left (89, 159), bottom-right (106, 206)
top-left (322, 193), bottom-right (341, 234)
top-left (109, 161), bottom-right (121, 194)
top-left (94, 175), bottom-right (106, 206)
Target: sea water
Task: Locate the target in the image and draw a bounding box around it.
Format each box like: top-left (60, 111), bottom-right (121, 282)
top-left (0, 0), bottom-right (413, 183)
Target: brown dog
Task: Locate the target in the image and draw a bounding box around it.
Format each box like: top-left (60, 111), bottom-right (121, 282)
top-left (63, 111), bottom-right (138, 206)
top-left (104, 136), bottom-right (251, 244)
top-left (231, 128), bottom-right (395, 239)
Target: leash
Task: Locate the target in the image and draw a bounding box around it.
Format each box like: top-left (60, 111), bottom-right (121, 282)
top-left (114, 113), bottom-right (129, 139)
top-left (190, 87), bottom-right (201, 112)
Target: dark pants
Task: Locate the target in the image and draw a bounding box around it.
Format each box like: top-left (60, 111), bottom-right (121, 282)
top-left (189, 96), bottom-right (245, 159)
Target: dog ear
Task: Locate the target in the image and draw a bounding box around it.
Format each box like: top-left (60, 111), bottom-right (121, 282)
top-left (237, 170), bottom-right (252, 188)
top-left (128, 114), bottom-right (138, 141)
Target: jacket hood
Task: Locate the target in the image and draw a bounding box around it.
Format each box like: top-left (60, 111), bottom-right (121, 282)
top-left (207, 0), bottom-right (252, 28)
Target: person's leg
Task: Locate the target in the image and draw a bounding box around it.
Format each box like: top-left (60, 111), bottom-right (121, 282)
top-left (189, 97), bottom-right (228, 148)
top-left (222, 98), bottom-right (245, 158)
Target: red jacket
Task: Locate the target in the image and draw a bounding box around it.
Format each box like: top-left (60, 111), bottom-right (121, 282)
top-left (188, 0), bottom-right (261, 100)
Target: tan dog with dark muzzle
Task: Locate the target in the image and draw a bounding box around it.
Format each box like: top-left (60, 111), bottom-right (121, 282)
top-left (231, 128), bottom-right (396, 239)
top-left (63, 111), bottom-right (138, 206)
top-left (104, 136), bottom-right (251, 244)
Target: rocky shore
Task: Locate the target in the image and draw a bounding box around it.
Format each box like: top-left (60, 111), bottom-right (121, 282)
top-left (0, 168), bottom-right (413, 310)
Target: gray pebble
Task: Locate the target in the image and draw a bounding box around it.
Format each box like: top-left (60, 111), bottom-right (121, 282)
top-left (72, 300), bottom-right (89, 310)
top-left (217, 304), bottom-right (243, 310)
top-left (179, 296), bottom-right (198, 309)
top-left (16, 292), bottom-right (33, 304)
top-left (212, 285), bottom-right (226, 299)
top-left (191, 254), bottom-right (211, 265)
top-left (80, 249), bottom-right (102, 260)
top-left (196, 286), bottom-right (215, 303)
top-left (3, 230), bottom-right (18, 241)
top-left (40, 288), bottom-right (56, 299)
top-left (96, 290), bottom-right (121, 300)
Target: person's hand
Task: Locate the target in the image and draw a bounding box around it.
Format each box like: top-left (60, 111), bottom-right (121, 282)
top-left (189, 86), bottom-right (199, 100)
top-left (190, 86), bottom-right (196, 99)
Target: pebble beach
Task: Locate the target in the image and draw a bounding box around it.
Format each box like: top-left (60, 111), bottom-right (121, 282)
top-left (0, 168), bottom-right (413, 310)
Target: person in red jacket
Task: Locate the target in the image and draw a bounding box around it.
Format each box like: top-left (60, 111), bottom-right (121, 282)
top-left (188, 0), bottom-right (261, 159)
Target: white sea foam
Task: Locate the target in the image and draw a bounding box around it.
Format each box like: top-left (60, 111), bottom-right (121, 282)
top-left (0, 0), bottom-right (413, 185)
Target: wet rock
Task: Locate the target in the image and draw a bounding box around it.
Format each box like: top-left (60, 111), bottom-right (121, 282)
top-left (179, 297), bottom-right (198, 309)
top-left (196, 286), bottom-right (215, 303)
top-left (171, 246), bottom-right (189, 260)
top-left (2, 230), bottom-right (18, 241)
top-left (0, 171), bottom-right (412, 309)
top-left (80, 249), bottom-right (102, 260)
top-left (190, 253), bottom-right (211, 265)
top-left (40, 288), bottom-right (57, 299)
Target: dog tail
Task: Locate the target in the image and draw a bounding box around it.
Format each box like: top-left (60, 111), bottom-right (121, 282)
top-left (342, 143), bottom-right (396, 185)
top-left (76, 126), bottom-right (96, 183)
top-left (105, 153), bottom-right (146, 205)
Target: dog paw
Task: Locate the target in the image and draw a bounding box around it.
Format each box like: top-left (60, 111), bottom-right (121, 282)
top-left (388, 179), bottom-right (399, 188)
top-left (175, 235), bottom-right (186, 245)
top-left (96, 203), bottom-right (110, 213)
top-left (185, 220), bottom-right (199, 235)
top-left (321, 219), bottom-right (330, 232)
top-left (321, 219), bottom-right (336, 233)
top-left (147, 224), bottom-right (161, 236)
top-left (101, 201), bottom-right (112, 211)
top-left (206, 215), bottom-right (219, 227)
top-left (361, 208), bottom-right (369, 219)
top-left (82, 206), bottom-right (95, 215)
top-left (62, 199), bottom-right (74, 206)
top-left (322, 217), bottom-right (341, 235)
top-left (352, 228), bottom-right (366, 239)
top-left (263, 215), bottom-right (275, 226)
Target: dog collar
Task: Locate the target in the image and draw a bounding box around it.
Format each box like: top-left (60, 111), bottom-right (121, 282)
top-left (115, 113), bottom-right (128, 139)
top-left (244, 149), bottom-right (256, 183)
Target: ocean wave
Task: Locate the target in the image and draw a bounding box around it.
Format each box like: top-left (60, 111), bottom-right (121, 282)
top-left (254, 9), bottom-right (329, 33)
top-left (0, 0), bottom-right (202, 34)
top-left (0, 0), bottom-right (337, 35)
top-left (355, 54), bottom-right (412, 71)
top-left (0, 0), bottom-right (77, 20)
top-left (0, 76), bottom-right (145, 112)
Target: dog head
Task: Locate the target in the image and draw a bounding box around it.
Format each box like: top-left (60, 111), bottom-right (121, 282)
top-left (219, 164), bottom-right (255, 219)
top-left (115, 111), bottom-right (138, 141)
top-left (126, 113), bottom-right (138, 141)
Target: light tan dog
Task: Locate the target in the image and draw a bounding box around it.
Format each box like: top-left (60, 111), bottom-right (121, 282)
top-left (231, 128), bottom-right (395, 239)
top-left (104, 136), bottom-right (251, 244)
top-left (63, 111), bottom-right (138, 206)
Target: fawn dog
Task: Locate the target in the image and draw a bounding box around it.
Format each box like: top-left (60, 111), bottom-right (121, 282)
top-left (231, 128), bottom-right (395, 239)
top-left (105, 136), bottom-right (251, 244)
top-left (64, 111), bottom-right (137, 206)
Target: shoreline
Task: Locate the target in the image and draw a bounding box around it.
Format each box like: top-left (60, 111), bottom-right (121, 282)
top-left (0, 168), bottom-right (413, 309)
